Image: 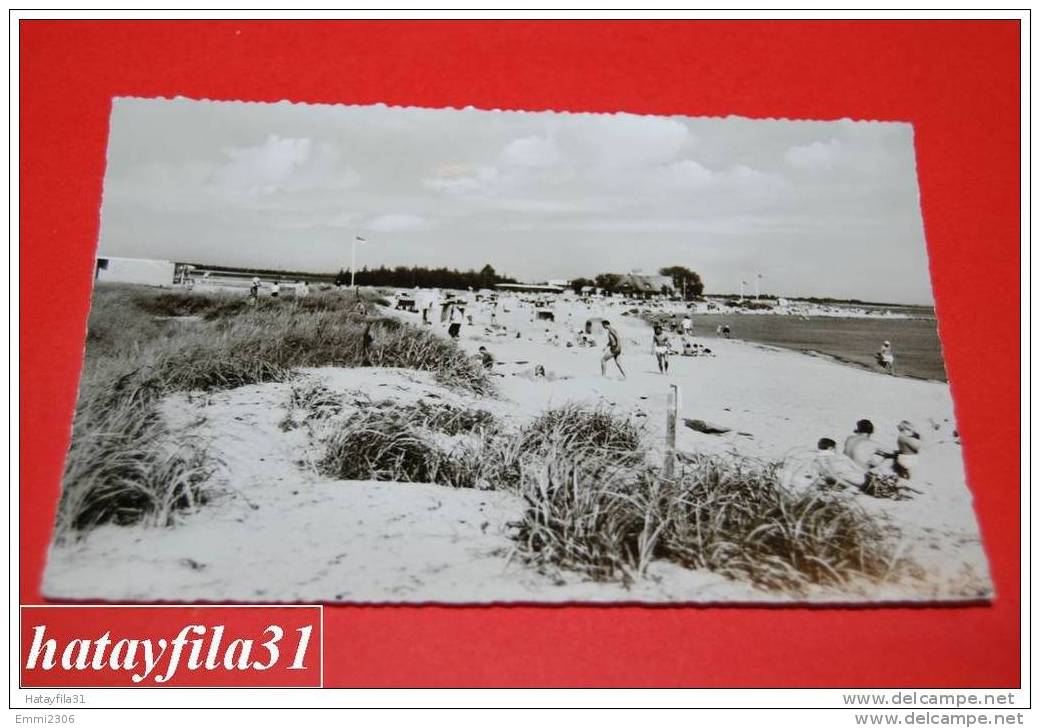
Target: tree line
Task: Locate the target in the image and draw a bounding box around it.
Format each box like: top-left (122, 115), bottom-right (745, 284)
top-left (334, 263), bottom-right (705, 300)
top-left (335, 264), bottom-right (517, 291)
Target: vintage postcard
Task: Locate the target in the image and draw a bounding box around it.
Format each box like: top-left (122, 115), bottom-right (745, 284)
top-left (43, 98), bottom-right (991, 603)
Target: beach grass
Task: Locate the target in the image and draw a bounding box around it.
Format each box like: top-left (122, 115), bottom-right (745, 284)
top-left (55, 284), bottom-right (492, 540)
top-left (316, 398), bottom-right (500, 489)
top-left (511, 447), bottom-right (906, 593)
top-left (503, 409), bottom-right (905, 593)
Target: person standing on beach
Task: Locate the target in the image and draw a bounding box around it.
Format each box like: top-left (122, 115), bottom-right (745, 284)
top-left (448, 303), bottom-right (465, 339)
top-left (681, 315), bottom-right (693, 336)
top-left (652, 324), bottom-right (670, 374)
top-left (361, 322), bottom-right (374, 367)
top-left (249, 277), bottom-right (260, 305)
top-left (601, 320), bottom-right (626, 378)
top-left (877, 341), bottom-right (895, 375)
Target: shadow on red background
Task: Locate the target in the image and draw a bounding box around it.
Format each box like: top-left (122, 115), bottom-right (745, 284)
top-left (19, 19), bottom-right (1021, 688)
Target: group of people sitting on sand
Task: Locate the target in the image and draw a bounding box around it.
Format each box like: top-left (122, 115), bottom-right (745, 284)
top-left (796, 418), bottom-right (923, 496)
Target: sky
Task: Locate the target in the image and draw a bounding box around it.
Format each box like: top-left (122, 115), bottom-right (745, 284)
top-left (98, 97), bottom-right (935, 304)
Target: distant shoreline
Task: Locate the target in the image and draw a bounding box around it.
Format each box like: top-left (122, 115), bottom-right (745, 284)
top-left (751, 342), bottom-right (947, 384)
top-left (637, 310), bottom-right (949, 383)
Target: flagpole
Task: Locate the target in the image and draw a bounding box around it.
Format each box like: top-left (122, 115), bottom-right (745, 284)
top-left (351, 235), bottom-right (358, 288)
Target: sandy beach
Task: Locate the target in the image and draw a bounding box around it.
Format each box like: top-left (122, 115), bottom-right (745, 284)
top-left (43, 292), bottom-right (992, 604)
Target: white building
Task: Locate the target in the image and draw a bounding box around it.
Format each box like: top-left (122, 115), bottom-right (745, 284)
top-left (95, 256), bottom-right (176, 287)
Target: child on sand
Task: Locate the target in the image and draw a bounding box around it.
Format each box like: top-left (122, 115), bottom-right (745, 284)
top-left (601, 320), bottom-right (626, 378)
top-left (478, 346), bottom-right (495, 370)
top-left (652, 324), bottom-right (670, 374)
top-left (894, 420), bottom-right (922, 479)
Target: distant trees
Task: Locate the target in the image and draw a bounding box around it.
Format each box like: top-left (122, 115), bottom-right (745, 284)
top-left (335, 264), bottom-right (517, 291)
top-left (569, 277), bottom-right (595, 294)
top-left (594, 273), bottom-right (623, 294)
top-left (659, 266), bottom-right (704, 299)
top-left (332, 262), bottom-right (704, 298)
top-left (478, 264), bottom-right (499, 290)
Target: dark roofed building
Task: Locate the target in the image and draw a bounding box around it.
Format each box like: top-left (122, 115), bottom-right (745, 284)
top-left (616, 274), bottom-right (675, 299)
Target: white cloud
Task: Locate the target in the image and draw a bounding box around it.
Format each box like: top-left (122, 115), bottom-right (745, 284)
top-left (365, 213), bottom-right (433, 232)
top-left (501, 135), bottom-right (560, 168)
top-left (662, 159), bottom-right (716, 188)
top-left (785, 139), bottom-right (842, 170)
top-left (562, 113), bottom-right (692, 168)
top-left (423, 164), bottom-right (498, 195)
top-left (212, 135), bottom-right (359, 197)
top-left (489, 198), bottom-right (602, 213)
top-left (276, 211), bottom-right (360, 230)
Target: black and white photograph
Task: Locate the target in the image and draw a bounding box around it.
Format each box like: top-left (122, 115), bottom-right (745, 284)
top-left (43, 97), bottom-right (992, 604)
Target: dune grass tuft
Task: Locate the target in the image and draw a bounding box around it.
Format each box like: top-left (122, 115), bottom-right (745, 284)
top-left (511, 448), bottom-right (906, 593)
top-left (316, 399), bottom-right (501, 488)
top-left (58, 370), bottom-right (217, 535)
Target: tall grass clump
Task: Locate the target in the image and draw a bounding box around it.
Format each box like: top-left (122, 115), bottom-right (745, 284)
top-left (317, 400), bottom-right (499, 487)
top-left (656, 456), bottom-right (903, 591)
top-left (483, 405), bottom-right (646, 490)
top-left (150, 306), bottom-right (492, 395)
top-left (280, 380), bottom-right (345, 430)
top-left (512, 453), bottom-right (654, 582)
top-left (56, 366), bottom-right (217, 537)
top-left (89, 286), bottom-right (492, 395)
top-left (516, 405), bottom-right (643, 457)
top-left (403, 399), bottom-right (500, 436)
top-left (511, 449), bottom-right (906, 594)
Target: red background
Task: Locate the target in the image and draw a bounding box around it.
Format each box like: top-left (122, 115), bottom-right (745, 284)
top-left (19, 20), bottom-right (1021, 687)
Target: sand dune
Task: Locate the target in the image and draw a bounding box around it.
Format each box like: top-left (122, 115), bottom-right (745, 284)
top-left (42, 295), bottom-right (991, 604)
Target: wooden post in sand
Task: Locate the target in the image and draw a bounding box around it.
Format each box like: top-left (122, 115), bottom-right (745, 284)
top-left (665, 384), bottom-right (679, 478)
